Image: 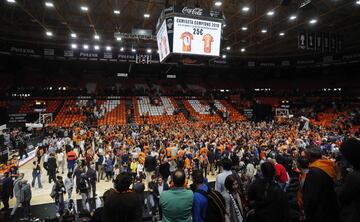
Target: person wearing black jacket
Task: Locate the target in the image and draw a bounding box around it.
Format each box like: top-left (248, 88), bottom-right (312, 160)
top-left (338, 138), bottom-right (360, 222)
top-left (103, 172), bottom-right (142, 222)
top-left (159, 159), bottom-right (170, 182)
top-left (144, 152), bottom-right (156, 184)
top-left (86, 164), bottom-right (97, 198)
top-left (247, 162), bottom-right (290, 222)
top-left (302, 145), bottom-right (339, 222)
top-left (47, 153), bottom-right (57, 183)
top-left (0, 172), bottom-right (12, 211)
top-left (147, 175), bottom-right (158, 215)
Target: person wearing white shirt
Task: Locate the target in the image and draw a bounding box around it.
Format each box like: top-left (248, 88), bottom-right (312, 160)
top-left (57, 150), bottom-right (65, 174)
top-left (215, 159), bottom-right (233, 193)
top-left (137, 162), bottom-right (144, 178)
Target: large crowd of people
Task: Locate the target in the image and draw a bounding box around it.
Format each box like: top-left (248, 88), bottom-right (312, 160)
top-left (0, 106), bottom-right (359, 222)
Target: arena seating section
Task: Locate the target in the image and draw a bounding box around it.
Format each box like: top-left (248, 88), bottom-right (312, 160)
top-left (216, 100), bottom-right (246, 121)
top-left (134, 96), bottom-right (186, 124)
top-left (183, 99), bottom-right (221, 122)
top-left (97, 97), bottom-right (126, 126)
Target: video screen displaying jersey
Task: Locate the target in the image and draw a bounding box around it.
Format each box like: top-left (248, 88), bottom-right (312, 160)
top-left (156, 20), bottom-right (171, 62)
top-left (173, 16), bottom-right (221, 56)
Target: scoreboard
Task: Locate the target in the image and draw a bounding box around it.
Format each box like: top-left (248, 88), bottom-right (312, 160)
top-left (156, 5), bottom-right (224, 63)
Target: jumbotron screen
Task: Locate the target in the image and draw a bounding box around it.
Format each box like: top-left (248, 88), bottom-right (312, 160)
top-left (157, 20), bottom-right (171, 63)
top-left (172, 16), bottom-right (221, 56)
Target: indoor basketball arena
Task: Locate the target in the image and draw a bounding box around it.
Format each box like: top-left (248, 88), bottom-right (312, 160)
top-left (0, 0), bottom-right (360, 222)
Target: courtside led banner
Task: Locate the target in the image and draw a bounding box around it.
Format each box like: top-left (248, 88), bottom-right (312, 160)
top-left (157, 20), bottom-right (171, 62)
top-left (173, 16), bottom-right (221, 56)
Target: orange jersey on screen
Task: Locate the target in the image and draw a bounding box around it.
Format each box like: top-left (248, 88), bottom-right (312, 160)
top-left (202, 34), bottom-right (214, 53)
top-left (180, 32), bottom-right (194, 52)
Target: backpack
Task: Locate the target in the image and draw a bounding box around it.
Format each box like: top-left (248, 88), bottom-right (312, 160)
top-left (195, 188), bottom-right (227, 222)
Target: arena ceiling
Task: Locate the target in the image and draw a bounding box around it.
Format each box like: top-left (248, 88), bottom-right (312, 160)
top-left (0, 0), bottom-right (360, 58)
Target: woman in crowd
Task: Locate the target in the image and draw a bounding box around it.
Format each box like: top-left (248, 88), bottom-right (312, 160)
top-left (222, 174), bottom-right (245, 222)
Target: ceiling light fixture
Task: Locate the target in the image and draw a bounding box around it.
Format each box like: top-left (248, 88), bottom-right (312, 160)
top-left (71, 44), bottom-right (77, 49)
top-left (242, 26), bottom-right (248, 31)
top-left (131, 48), bottom-right (136, 52)
top-left (71, 33), bottom-right (77, 38)
top-left (215, 1), bottom-right (222, 7)
top-left (120, 47), bottom-right (124, 52)
top-left (241, 48), bottom-right (245, 52)
top-left (83, 44), bottom-right (89, 50)
top-left (279, 32), bottom-right (285, 36)
top-left (226, 46), bottom-right (231, 51)
top-left (114, 10), bottom-right (120, 14)
top-left (222, 55), bottom-right (226, 59)
top-left (267, 11), bottom-right (275, 16)
top-left (106, 46), bottom-right (111, 51)
top-left (147, 49), bottom-right (152, 53)
top-left (94, 45), bottom-right (100, 50)
top-left (289, 15), bottom-right (297, 20)
top-left (81, 6), bottom-right (88, 12)
top-left (261, 29), bottom-right (267, 33)
top-left (309, 19), bottom-right (317, 24)
top-left (46, 31), bottom-right (53, 36)
top-left (356, 0), bottom-right (360, 5)
top-left (7, 0), bottom-right (16, 3)
top-left (45, 2), bottom-right (54, 8)
top-left (116, 37), bottom-right (122, 41)
top-left (94, 35), bottom-right (100, 40)
top-left (144, 13), bottom-right (150, 18)
top-left (242, 6), bottom-right (250, 12)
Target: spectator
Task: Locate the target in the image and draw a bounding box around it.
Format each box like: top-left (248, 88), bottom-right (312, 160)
top-left (57, 149), bottom-right (65, 174)
top-left (0, 172), bottom-right (12, 211)
top-left (50, 176), bottom-right (66, 218)
top-left (147, 174), bottom-right (158, 215)
top-left (64, 172), bottom-right (74, 200)
top-left (10, 172), bottom-right (24, 218)
top-left (338, 138), bottom-right (360, 222)
top-left (79, 173), bottom-right (90, 213)
top-left (247, 162), bottom-right (290, 222)
top-left (144, 152), bottom-right (157, 185)
top-left (47, 153), bottom-right (57, 184)
top-left (31, 161), bottom-right (42, 189)
top-left (160, 169), bottom-right (193, 222)
top-left (133, 176), bottom-right (145, 214)
top-left (66, 148), bottom-right (77, 173)
top-left (303, 145), bottom-right (339, 222)
top-left (130, 158), bottom-right (139, 183)
top-left (268, 152), bottom-right (289, 190)
top-left (215, 159), bottom-right (233, 192)
top-left (103, 172), bottom-right (142, 222)
top-left (191, 170), bottom-right (209, 222)
top-left (86, 164), bottom-right (97, 198)
top-left (222, 174), bottom-right (244, 222)
top-left (19, 180), bottom-right (32, 221)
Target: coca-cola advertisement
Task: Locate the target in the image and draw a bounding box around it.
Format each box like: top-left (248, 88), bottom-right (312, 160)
top-left (163, 5), bottom-right (223, 20)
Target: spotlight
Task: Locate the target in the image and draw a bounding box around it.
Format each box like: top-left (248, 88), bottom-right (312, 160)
top-left (356, 0), bottom-right (360, 5)
top-left (94, 35), bottom-right (100, 40)
top-left (242, 27), bottom-right (248, 31)
top-left (226, 46), bottom-right (231, 51)
top-left (131, 48), bottom-right (136, 52)
top-left (71, 44), bottom-right (77, 49)
top-left (147, 49), bottom-right (152, 53)
top-left (71, 33), bottom-right (77, 38)
top-left (289, 15), bottom-right (297, 20)
top-left (45, 2), bottom-right (54, 8)
top-left (83, 44), bottom-right (89, 50)
top-left (114, 10), bottom-right (120, 14)
top-left (106, 46), bottom-right (112, 51)
top-left (279, 32), bottom-right (285, 36)
top-left (81, 6), bottom-right (88, 11)
top-left (267, 11), bottom-right (274, 16)
top-left (241, 48), bottom-right (245, 52)
top-left (7, 0), bottom-right (16, 3)
top-left (222, 55), bottom-right (226, 59)
top-left (261, 29), bottom-right (267, 33)
top-left (116, 37), bottom-right (122, 41)
top-left (242, 6), bottom-right (250, 12)
top-left (309, 19), bottom-right (317, 24)
top-left (94, 45), bottom-right (100, 50)
top-left (120, 47), bottom-right (124, 52)
top-left (46, 31), bottom-right (53, 36)
top-left (214, 1), bottom-right (222, 7)
top-left (144, 13), bottom-right (150, 18)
